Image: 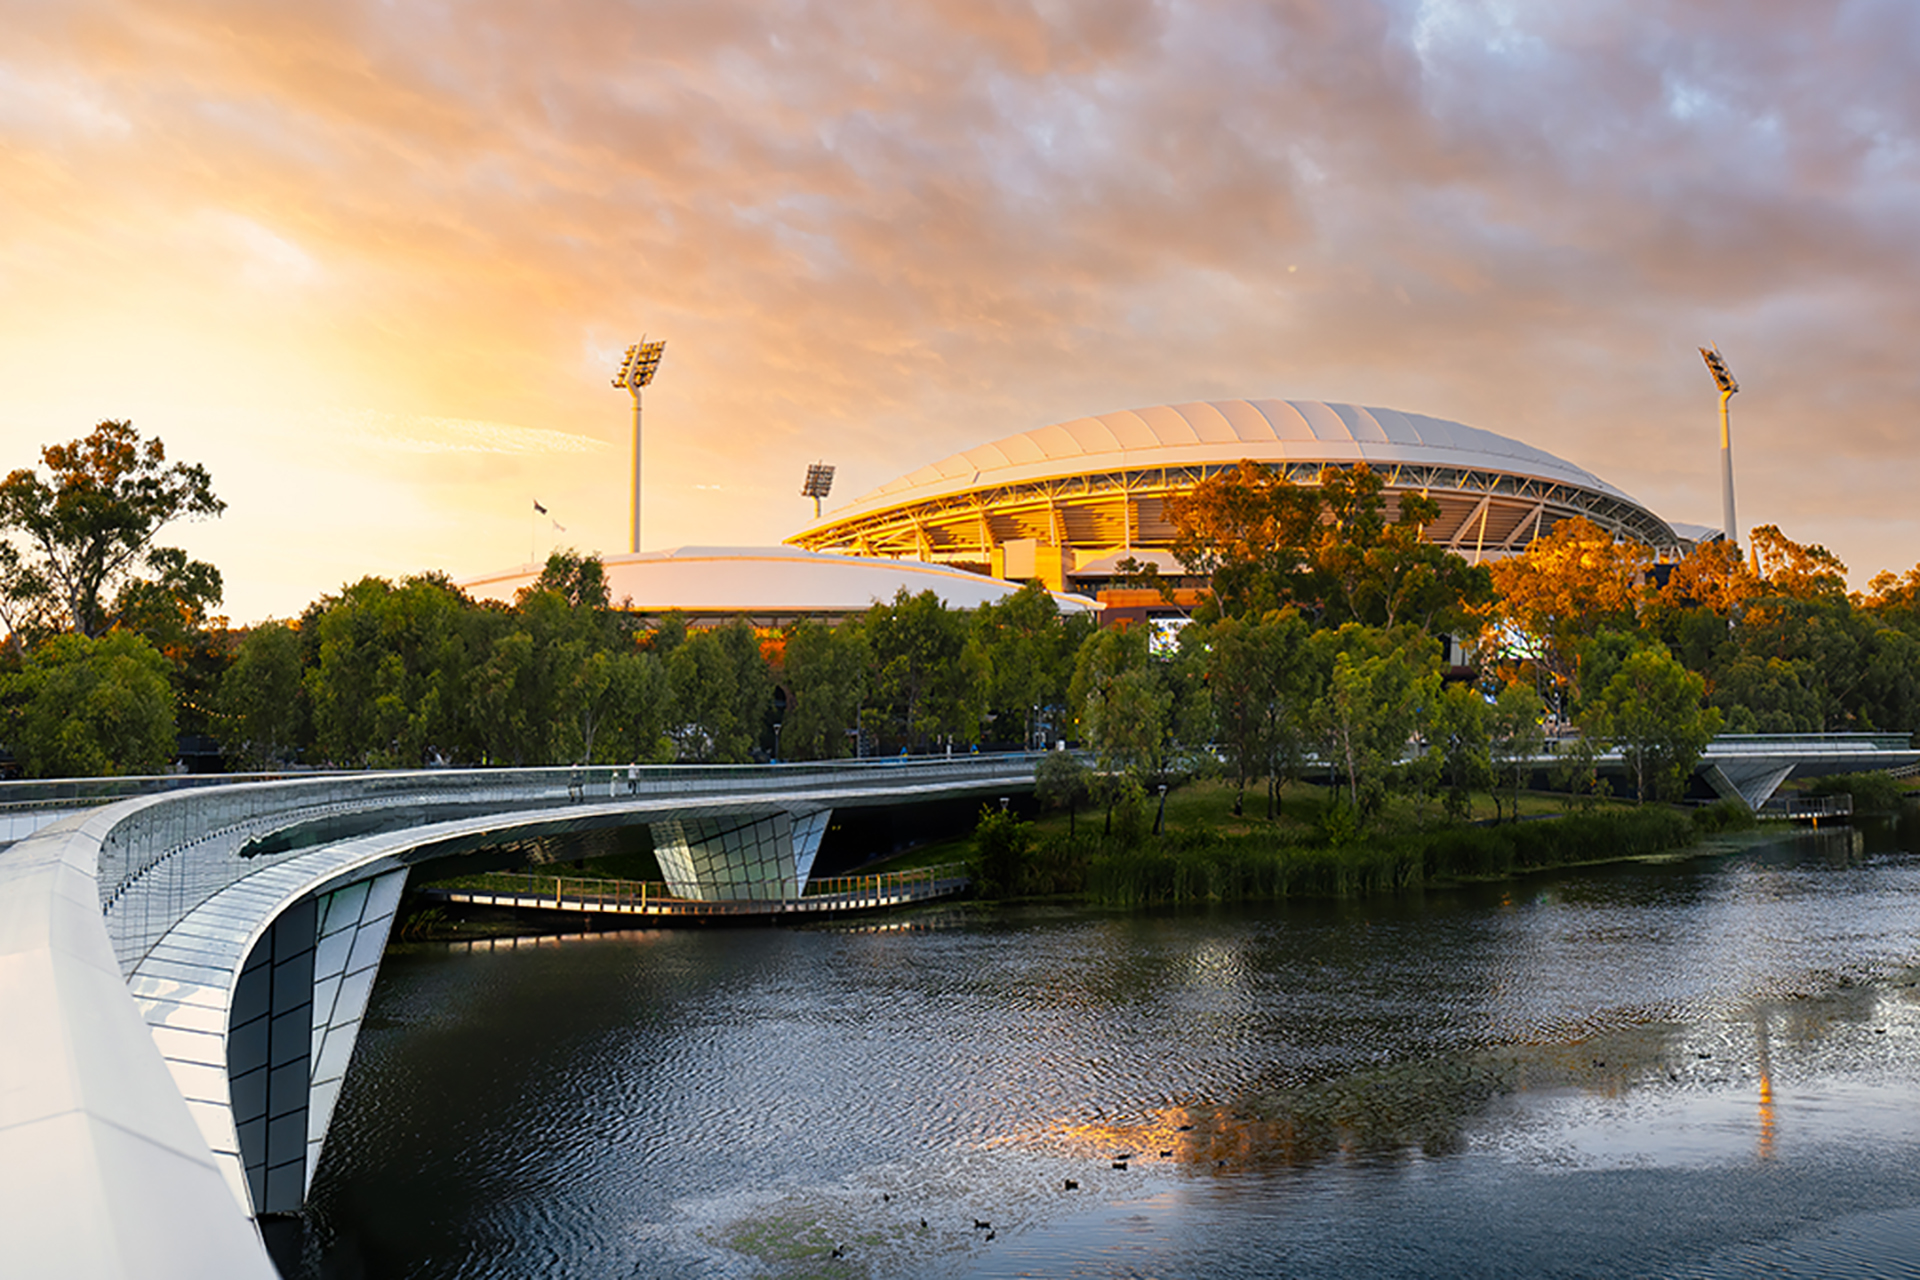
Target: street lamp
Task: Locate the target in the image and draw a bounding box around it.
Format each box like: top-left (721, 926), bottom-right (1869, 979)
top-left (1699, 344), bottom-right (1739, 548)
top-left (613, 338), bottom-right (667, 554)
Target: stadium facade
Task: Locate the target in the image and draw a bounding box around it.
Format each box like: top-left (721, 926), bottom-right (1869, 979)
top-left (788, 399), bottom-right (1695, 596)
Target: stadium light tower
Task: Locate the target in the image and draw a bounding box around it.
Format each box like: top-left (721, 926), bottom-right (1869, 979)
top-left (801, 462), bottom-right (836, 519)
top-left (1699, 344), bottom-right (1740, 548)
top-left (613, 338), bottom-right (666, 554)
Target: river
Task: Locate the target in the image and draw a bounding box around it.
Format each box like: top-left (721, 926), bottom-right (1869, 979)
top-left (272, 814), bottom-right (1920, 1278)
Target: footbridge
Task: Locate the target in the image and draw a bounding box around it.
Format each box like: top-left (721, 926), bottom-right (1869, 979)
top-left (1528, 732), bottom-right (1920, 809)
top-left (0, 755), bottom-right (1046, 1278)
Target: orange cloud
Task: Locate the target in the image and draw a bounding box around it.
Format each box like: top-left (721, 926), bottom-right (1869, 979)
top-left (3, 0), bottom-right (1919, 622)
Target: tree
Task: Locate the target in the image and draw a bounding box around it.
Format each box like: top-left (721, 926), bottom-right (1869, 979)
top-left (0, 421), bottom-right (224, 641)
top-left (1429, 681), bottom-right (1492, 820)
top-left (1749, 524), bottom-right (1850, 604)
top-left (2, 630), bottom-right (176, 776)
top-left (666, 620), bottom-right (771, 762)
top-left (1482, 515), bottom-right (1651, 708)
top-left (1310, 625), bottom-right (1440, 820)
top-left (1070, 625), bottom-right (1173, 829)
top-left (860, 589), bottom-right (985, 753)
top-left (1487, 681), bottom-right (1544, 822)
top-left (1580, 645), bottom-right (1723, 803)
top-left (779, 620), bottom-right (867, 760)
top-left (973, 583), bottom-right (1095, 749)
top-left (218, 621), bottom-right (307, 769)
top-left (580, 648), bottom-right (672, 764)
top-left (1165, 460), bottom-right (1322, 618)
top-left (1200, 609), bottom-right (1312, 817)
top-left (1034, 750), bottom-right (1093, 836)
top-left (305, 575), bottom-right (471, 767)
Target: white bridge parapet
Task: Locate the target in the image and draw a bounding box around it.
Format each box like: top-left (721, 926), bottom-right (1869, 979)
top-left (0, 756), bottom-right (1045, 1277)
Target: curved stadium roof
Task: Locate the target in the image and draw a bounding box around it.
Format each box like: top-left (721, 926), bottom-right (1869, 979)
top-left (790, 399), bottom-right (1678, 573)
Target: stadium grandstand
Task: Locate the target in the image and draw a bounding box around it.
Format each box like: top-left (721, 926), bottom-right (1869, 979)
top-left (788, 399), bottom-right (1700, 598)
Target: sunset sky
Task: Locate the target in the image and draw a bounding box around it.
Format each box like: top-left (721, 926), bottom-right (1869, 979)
top-left (5, 0), bottom-right (1918, 625)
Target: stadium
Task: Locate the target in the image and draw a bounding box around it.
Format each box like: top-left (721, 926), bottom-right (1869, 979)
top-left (788, 399), bottom-right (1700, 596)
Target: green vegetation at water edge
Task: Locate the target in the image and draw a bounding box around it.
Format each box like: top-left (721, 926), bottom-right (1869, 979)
top-left (966, 779), bottom-right (1757, 908)
top-left (1798, 771), bottom-right (1918, 813)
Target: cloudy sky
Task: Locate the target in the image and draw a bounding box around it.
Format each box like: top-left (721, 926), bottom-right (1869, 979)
top-left (4, 0), bottom-right (1917, 623)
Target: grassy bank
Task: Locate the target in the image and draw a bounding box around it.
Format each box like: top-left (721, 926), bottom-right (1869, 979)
top-left (962, 779), bottom-right (1757, 908)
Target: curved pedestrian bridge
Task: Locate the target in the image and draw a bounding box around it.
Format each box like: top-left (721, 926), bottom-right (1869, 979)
top-left (0, 756), bottom-right (1044, 1278)
top-left (2, 736), bottom-right (1912, 1276)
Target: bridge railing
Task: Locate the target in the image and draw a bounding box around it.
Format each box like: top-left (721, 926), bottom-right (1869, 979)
top-left (88, 756), bottom-right (1045, 970)
top-left (1702, 733), bottom-right (1916, 753)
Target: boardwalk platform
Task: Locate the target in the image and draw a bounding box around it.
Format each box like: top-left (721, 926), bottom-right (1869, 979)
top-left (1757, 793), bottom-right (1853, 824)
top-left (422, 863), bottom-right (971, 921)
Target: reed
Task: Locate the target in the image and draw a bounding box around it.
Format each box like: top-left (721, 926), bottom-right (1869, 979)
top-left (1075, 805), bottom-right (1702, 908)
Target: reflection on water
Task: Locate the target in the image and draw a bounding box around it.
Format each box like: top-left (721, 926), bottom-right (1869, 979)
top-left (279, 817), bottom-right (1920, 1279)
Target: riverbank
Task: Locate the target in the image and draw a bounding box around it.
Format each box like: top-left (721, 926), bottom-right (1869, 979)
top-left (967, 779), bottom-right (1765, 907)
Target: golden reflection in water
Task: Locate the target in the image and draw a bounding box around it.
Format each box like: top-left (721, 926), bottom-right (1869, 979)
top-left (1755, 1011), bottom-right (1777, 1162)
top-left (1037, 1105), bottom-right (1274, 1171)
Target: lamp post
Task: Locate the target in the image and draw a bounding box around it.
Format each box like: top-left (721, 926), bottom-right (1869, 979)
top-left (1699, 344), bottom-right (1739, 548)
top-left (613, 339), bottom-right (667, 554)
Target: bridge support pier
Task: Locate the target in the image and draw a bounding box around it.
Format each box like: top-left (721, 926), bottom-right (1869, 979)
top-left (1702, 760), bottom-right (1795, 812)
top-left (650, 809), bottom-right (830, 901)
top-left (227, 869), bottom-right (406, 1214)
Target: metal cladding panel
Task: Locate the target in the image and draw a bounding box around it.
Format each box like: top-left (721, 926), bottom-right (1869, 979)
top-left (1134, 403), bottom-right (1203, 446)
top-left (996, 433), bottom-right (1048, 466)
top-left (1101, 410), bottom-right (1164, 450)
top-left (1029, 423), bottom-right (1088, 458)
top-left (1331, 403), bottom-right (1391, 443)
top-left (1369, 406), bottom-right (1427, 446)
top-left (1062, 417), bottom-right (1122, 454)
top-left (957, 443), bottom-right (1010, 474)
top-left (1293, 401), bottom-right (1354, 442)
top-left (1217, 399), bottom-right (1285, 442)
top-left (1174, 400), bottom-right (1241, 444)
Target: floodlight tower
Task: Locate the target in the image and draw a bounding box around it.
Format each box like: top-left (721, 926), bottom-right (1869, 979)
top-left (801, 462), bottom-right (836, 519)
top-left (1699, 344), bottom-right (1739, 548)
top-left (613, 338), bottom-right (666, 554)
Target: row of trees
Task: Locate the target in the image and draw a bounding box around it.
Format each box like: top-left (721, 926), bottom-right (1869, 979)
top-left (4, 424), bottom-right (1918, 809)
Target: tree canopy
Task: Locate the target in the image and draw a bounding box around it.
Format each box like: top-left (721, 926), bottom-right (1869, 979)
top-left (0, 421), bottom-right (224, 641)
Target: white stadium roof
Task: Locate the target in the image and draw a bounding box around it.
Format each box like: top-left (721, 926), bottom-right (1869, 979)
top-left (812, 399), bottom-right (1644, 530)
top-left (461, 546), bottom-right (1098, 619)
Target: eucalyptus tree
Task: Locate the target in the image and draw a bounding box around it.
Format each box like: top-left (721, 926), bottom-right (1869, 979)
top-left (778, 619), bottom-right (867, 760)
top-left (666, 619), bottom-right (772, 763)
top-left (0, 421), bottom-right (223, 642)
top-left (1488, 681), bottom-right (1545, 822)
top-left (217, 621), bottom-right (307, 769)
top-left (1200, 609), bottom-right (1312, 817)
top-left (305, 574), bottom-right (472, 768)
top-left (1070, 625), bottom-right (1172, 832)
top-left (1308, 624), bottom-right (1441, 821)
top-left (973, 583), bottom-right (1095, 750)
top-left (2, 630), bottom-right (176, 777)
top-left (1580, 645), bottom-right (1722, 804)
top-left (860, 589), bottom-right (985, 753)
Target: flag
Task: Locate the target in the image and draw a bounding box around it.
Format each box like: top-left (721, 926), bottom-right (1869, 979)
top-left (532, 500), bottom-right (548, 514)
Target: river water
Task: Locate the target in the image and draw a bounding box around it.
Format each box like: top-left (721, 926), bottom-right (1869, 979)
top-left (275, 815), bottom-right (1920, 1279)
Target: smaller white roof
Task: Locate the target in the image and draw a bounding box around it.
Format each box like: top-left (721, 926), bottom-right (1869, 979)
top-left (461, 546), bottom-right (1099, 616)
